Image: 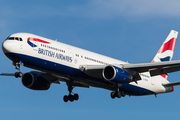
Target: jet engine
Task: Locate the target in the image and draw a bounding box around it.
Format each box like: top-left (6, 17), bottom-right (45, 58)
top-left (22, 72), bottom-right (51, 90)
top-left (103, 66), bottom-right (133, 83)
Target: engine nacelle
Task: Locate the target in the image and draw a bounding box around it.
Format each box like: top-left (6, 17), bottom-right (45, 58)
top-left (103, 66), bottom-right (133, 83)
top-left (22, 72), bottom-right (51, 90)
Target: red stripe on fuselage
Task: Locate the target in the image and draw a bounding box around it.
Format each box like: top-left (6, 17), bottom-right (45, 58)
top-left (27, 37), bottom-right (50, 44)
top-left (158, 38), bottom-right (176, 53)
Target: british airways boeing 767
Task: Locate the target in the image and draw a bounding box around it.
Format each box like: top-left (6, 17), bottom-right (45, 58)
top-left (2, 30), bottom-right (180, 102)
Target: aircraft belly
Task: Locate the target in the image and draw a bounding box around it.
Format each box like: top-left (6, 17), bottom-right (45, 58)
top-left (4, 52), bottom-right (166, 96)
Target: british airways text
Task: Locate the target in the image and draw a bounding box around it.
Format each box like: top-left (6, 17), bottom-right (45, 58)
top-left (38, 48), bottom-right (72, 63)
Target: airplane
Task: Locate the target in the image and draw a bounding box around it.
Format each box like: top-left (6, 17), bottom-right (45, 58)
top-left (2, 30), bottom-right (180, 102)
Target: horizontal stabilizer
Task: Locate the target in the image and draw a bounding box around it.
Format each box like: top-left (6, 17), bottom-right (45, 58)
top-left (162, 81), bottom-right (180, 87)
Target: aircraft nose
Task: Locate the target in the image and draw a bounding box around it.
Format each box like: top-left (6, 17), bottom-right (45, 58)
top-left (2, 40), bottom-right (12, 53)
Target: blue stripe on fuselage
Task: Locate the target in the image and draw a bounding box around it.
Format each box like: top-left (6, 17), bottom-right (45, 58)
top-left (119, 84), bottom-right (155, 95)
top-left (5, 52), bottom-right (155, 96)
top-left (27, 41), bottom-right (37, 47)
top-left (5, 53), bottom-right (80, 76)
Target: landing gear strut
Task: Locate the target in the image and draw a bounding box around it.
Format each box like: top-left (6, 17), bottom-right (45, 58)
top-left (14, 62), bottom-right (22, 78)
top-left (110, 87), bottom-right (126, 99)
top-left (63, 82), bottom-right (79, 102)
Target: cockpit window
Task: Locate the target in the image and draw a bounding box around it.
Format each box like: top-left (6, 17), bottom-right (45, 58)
top-left (6, 37), bottom-right (23, 41)
top-left (19, 38), bottom-right (23, 41)
top-left (8, 37), bottom-right (15, 40)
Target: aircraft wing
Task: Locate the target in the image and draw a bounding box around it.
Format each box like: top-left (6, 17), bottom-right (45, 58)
top-left (80, 60), bottom-right (180, 79)
top-left (123, 60), bottom-right (180, 76)
top-left (0, 71), bottom-right (90, 88)
top-left (0, 73), bottom-right (15, 76)
top-left (0, 72), bottom-right (61, 83)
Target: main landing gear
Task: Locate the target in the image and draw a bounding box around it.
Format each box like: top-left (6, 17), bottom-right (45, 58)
top-left (14, 62), bottom-right (23, 78)
top-left (63, 82), bottom-right (79, 102)
top-left (110, 87), bottom-right (126, 99)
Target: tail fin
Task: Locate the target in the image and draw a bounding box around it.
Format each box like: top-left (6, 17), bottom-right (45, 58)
top-left (152, 30), bottom-right (178, 79)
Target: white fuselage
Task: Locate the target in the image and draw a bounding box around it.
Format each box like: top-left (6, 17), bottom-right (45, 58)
top-left (2, 33), bottom-right (173, 96)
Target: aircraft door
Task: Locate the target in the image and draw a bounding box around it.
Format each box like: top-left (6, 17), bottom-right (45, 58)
top-left (151, 78), bottom-right (155, 85)
top-left (68, 48), bottom-right (74, 64)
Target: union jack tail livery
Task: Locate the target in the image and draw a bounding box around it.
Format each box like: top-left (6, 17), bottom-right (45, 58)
top-left (152, 30), bottom-right (178, 79)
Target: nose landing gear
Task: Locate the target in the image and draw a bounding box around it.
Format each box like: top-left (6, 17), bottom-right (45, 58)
top-left (14, 62), bottom-right (23, 78)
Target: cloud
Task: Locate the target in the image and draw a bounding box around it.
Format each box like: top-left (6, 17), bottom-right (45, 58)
top-left (57, 0), bottom-right (180, 19)
top-left (1, 0), bottom-right (180, 25)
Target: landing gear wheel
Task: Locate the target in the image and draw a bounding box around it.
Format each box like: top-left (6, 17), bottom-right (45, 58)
top-left (69, 95), bottom-right (74, 102)
top-left (63, 95), bottom-right (69, 102)
top-left (15, 72), bottom-right (22, 78)
top-left (111, 92), bottom-right (116, 99)
top-left (121, 91), bottom-right (126, 97)
top-left (74, 94), bottom-right (79, 101)
top-left (14, 62), bottom-right (22, 78)
top-left (116, 92), bottom-right (121, 98)
top-left (63, 94), bottom-right (79, 102)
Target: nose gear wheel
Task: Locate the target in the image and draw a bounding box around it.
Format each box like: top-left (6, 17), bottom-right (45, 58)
top-left (14, 62), bottom-right (22, 78)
